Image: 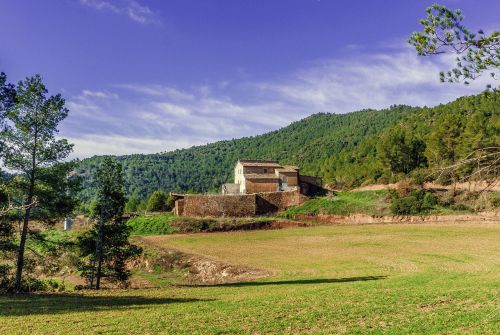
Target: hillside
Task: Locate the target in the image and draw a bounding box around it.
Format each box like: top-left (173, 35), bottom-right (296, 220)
top-left (76, 91), bottom-right (499, 202)
top-left (76, 105), bottom-right (414, 201)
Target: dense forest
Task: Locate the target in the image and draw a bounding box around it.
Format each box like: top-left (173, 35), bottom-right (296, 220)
top-left (76, 92), bottom-right (499, 202)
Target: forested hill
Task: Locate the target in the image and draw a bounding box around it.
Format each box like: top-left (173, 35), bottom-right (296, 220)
top-left (76, 92), bottom-right (499, 201)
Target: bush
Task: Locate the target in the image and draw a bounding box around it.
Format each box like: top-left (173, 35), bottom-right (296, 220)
top-left (146, 191), bottom-right (168, 212)
top-left (490, 193), bottom-right (500, 208)
top-left (165, 194), bottom-right (179, 212)
top-left (390, 189), bottom-right (427, 215)
top-left (391, 196), bottom-right (422, 215)
top-left (125, 196), bottom-right (141, 213)
top-left (450, 204), bottom-right (471, 211)
top-left (422, 192), bottom-right (438, 209)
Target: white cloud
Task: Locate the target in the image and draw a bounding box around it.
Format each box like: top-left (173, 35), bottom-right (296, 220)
top-left (117, 84), bottom-right (195, 100)
top-left (80, 0), bottom-right (160, 25)
top-left (81, 89), bottom-right (118, 99)
top-left (257, 50), bottom-right (488, 114)
top-left (152, 102), bottom-right (191, 117)
top-left (62, 46), bottom-right (489, 158)
top-left (65, 134), bottom-right (209, 158)
top-left (79, 0), bottom-right (120, 13)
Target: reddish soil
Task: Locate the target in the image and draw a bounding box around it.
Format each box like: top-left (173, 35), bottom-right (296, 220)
top-left (294, 212), bottom-right (499, 225)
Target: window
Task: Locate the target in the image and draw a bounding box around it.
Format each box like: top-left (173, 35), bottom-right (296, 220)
top-left (263, 168), bottom-right (267, 173)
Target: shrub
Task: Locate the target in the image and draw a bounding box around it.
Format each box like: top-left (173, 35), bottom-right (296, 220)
top-left (390, 189), bottom-right (428, 215)
top-left (125, 196), bottom-right (141, 213)
top-left (391, 195), bottom-right (422, 215)
top-left (450, 204), bottom-right (471, 211)
top-left (490, 193), bottom-right (500, 208)
top-left (146, 191), bottom-right (168, 212)
top-left (422, 192), bottom-right (438, 209)
top-left (165, 194), bottom-right (179, 212)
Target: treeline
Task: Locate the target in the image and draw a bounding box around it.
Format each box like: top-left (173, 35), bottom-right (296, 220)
top-left (324, 91), bottom-right (499, 187)
top-left (76, 92), bottom-right (499, 203)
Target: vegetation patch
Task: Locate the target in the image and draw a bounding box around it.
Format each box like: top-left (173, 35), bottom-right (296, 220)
top-left (127, 214), bottom-right (289, 236)
top-left (127, 213), bottom-right (178, 236)
top-left (280, 190), bottom-right (390, 218)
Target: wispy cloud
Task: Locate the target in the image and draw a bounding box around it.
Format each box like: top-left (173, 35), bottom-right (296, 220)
top-left (60, 46), bottom-right (488, 158)
top-left (79, 0), bottom-right (161, 25)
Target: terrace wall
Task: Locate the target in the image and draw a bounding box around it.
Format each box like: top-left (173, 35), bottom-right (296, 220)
top-left (182, 194), bottom-right (257, 217)
top-left (177, 190), bottom-right (306, 217)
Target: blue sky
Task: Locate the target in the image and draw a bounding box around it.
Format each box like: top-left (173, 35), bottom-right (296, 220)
top-left (0, 0), bottom-right (498, 158)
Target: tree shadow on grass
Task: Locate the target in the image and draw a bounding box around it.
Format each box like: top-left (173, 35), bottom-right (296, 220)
top-left (0, 293), bottom-right (212, 316)
top-left (181, 275), bottom-right (388, 287)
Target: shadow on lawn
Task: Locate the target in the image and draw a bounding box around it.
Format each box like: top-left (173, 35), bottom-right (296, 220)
top-left (182, 275), bottom-right (388, 287)
top-left (0, 293), bottom-right (211, 316)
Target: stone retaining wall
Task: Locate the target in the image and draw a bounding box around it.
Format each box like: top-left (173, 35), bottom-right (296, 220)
top-left (176, 190), bottom-right (306, 217)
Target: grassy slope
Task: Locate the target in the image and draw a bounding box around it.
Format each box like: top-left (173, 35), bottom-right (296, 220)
top-left (1, 223), bottom-right (498, 334)
top-left (281, 190), bottom-right (391, 217)
top-left (127, 213), bottom-right (280, 236)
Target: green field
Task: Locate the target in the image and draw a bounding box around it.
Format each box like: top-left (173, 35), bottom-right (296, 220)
top-left (1, 222), bottom-right (499, 334)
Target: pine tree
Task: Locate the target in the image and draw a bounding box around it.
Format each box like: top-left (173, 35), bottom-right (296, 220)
top-left (77, 158), bottom-right (141, 289)
top-left (0, 74), bottom-right (74, 291)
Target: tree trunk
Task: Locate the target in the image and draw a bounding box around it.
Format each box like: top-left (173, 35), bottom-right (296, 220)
top-left (15, 119), bottom-right (38, 292)
top-left (95, 213), bottom-right (105, 290)
top-left (14, 177), bottom-right (35, 291)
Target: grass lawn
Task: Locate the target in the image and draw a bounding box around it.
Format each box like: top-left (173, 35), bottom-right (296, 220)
top-left (1, 222), bottom-right (499, 334)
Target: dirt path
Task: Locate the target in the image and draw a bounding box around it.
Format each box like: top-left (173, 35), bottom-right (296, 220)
top-left (353, 181), bottom-right (500, 192)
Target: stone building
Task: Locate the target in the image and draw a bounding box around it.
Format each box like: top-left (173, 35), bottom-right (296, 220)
top-left (174, 160), bottom-right (324, 217)
top-left (222, 159), bottom-right (322, 195)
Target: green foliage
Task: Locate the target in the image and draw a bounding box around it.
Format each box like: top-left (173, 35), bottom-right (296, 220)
top-left (391, 195), bottom-right (423, 215)
top-left (422, 192), bottom-right (438, 209)
top-left (378, 127), bottom-right (427, 175)
top-left (165, 194), bottom-right (178, 211)
top-left (127, 214), bottom-right (176, 236)
top-left (76, 158), bottom-right (142, 288)
top-left (76, 105), bottom-right (415, 200)
top-left (76, 92), bottom-right (499, 203)
top-left (127, 214), bottom-right (278, 235)
top-left (281, 190), bottom-right (390, 218)
top-left (146, 190), bottom-right (168, 212)
top-left (125, 195), bottom-right (141, 213)
top-left (408, 4), bottom-right (499, 87)
top-left (0, 72), bottom-right (76, 291)
top-left (390, 189), bottom-right (443, 215)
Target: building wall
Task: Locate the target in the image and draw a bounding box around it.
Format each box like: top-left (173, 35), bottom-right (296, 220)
top-left (234, 162), bottom-right (244, 184)
top-left (176, 190), bottom-right (305, 217)
top-left (256, 190), bottom-right (307, 214)
top-left (174, 199), bottom-right (185, 216)
top-left (245, 179), bottom-right (279, 193)
top-left (182, 194), bottom-right (257, 217)
top-left (277, 171), bottom-right (299, 186)
top-left (243, 166), bottom-right (278, 174)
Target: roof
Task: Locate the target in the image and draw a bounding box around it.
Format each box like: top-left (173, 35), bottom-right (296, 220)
top-left (283, 165), bottom-right (299, 171)
top-left (244, 173), bottom-right (280, 180)
top-left (238, 159), bottom-right (282, 168)
top-left (276, 167), bottom-right (299, 173)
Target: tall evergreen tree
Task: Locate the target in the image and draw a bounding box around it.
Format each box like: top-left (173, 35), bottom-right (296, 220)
top-left (77, 157), bottom-right (141, 289)
top-left (0, 74), bottom-right (73, 291)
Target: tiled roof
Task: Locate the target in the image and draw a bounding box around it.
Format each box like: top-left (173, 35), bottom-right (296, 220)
top-left (283, 165), bottom-right (299, 171)
top-left (244, 173), bottom-right (280, 180)
top-left (276, 167), bottom-right (299, 173)
top-left (239, 161), bottom-right (282, 167)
